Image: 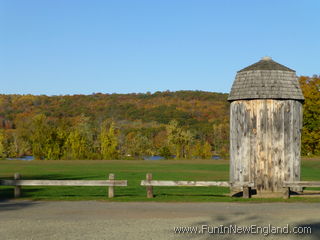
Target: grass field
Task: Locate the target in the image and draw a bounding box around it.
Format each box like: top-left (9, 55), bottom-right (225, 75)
top-left (1, 158), bottom-right (320, 202)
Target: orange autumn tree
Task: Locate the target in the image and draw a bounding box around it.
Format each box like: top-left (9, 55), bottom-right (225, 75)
top-left (299, 76), bottom-right (320, 155)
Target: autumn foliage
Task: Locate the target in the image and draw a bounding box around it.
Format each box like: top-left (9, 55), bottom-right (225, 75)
top-left (0, 79), bottom-right (319, 160)
top-left (299, 76), bottom-right (320, 155)
top-left (0, 91), bottom-right (229, 159)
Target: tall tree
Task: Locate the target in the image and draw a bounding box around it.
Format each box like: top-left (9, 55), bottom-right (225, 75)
top-left (64, 115), bottom-right (94, 159)
top-left (125, 131), bottom-right (153, 158)
top-left (0, 129), bottom-right (6, 158)
top-left (46, 126), bottom-right (67, 160)
top-left (100, 121), bottom-right (119, 159)
top-left (212, 121), bottom-right (229, 157)
top-left (30, 114), bottom-right (50, 160)
top-left (166, 120), bottom-right (193, 159)
top-left (191, 140), bottom-right (212, 159)
top-left (300, 76), bottom-right (320, 155)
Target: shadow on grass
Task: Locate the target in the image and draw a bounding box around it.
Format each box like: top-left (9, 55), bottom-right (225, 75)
top-left (0, 199), bottom-right (37, 212)
top-left (0, 187), bottom-right (41, 200)
top-left (156, 193), bottom-right (228, 198)
top-left (0, 187), bottom-right (39, 211)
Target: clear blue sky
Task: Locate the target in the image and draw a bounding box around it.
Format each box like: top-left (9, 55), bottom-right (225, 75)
top-left (0, 0), bottom-right (319, 95)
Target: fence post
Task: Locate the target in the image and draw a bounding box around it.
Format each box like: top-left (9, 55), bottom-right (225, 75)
top-left (243, 185), bottom-right (251, 198)
top-left (108, 173), bottom-right (115, 198)
top-left (283, 187), bottom-right (290, 199)
top-left (146, 173), bottom-right (153, 198)
top-left (14, 173), bottom-right (21, 198)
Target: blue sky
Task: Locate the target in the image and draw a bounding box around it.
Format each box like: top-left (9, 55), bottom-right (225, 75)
top-left (0, 0), bottom-right (319, 95)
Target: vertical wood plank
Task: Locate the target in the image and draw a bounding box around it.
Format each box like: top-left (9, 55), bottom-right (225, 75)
top-left (280, 101), bottom-right (286, 190)
top-left (266, 100), bottom-right (273, 192)
top-left (238, 102), bottom-right (244, 184)
top-left (229, 102), bottom-right (235, 186)
top-left (292, 101), bottom-right (303, 192)
top-left (229, 102), bottom-right (237, 192)
top-left (14, 173), bottom-right (21, 198)
top-left (250, 101), bottom-right (257, 189)
top-left (293, 102), bottom-right (302, 181)
top-left (257, 100), bottom-right (267, 192)
top-left (243, 185), bottom-right (251, 198)
top-left (242, 102), bottom-right (251, 183)
top-left (283, 187), bottom-right (290, 199)
top-left (146, 173), bottom-right (153, 198)
top-left (290, 101), bottom-right (294, 184)
top-left (108, 173), bottom-right (115, 198)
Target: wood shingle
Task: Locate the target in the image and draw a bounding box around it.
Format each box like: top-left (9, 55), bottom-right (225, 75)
top-left (228, 57), bottom-right (305, 101)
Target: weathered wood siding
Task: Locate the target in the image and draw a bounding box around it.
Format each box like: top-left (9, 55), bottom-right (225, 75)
top-left (230, 99), bottom-right (302, 193)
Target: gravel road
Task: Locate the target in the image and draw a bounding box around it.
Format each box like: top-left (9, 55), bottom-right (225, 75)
top-left (1, 200), bottom-right (320, 240)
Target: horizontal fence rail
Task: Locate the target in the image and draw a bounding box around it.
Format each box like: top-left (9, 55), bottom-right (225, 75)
top-left (283, 181), bottom-right (320, 188)
top-left (0, 173), bottom-right (127, 198)
top-left (0, 180), bottom-right (127, 187)
top-left (141, 173), bottom-right (253, 199)
top-left (283, 181), bottom-right (320, 199)
top-left (141, 180), bottom-right (230, 187)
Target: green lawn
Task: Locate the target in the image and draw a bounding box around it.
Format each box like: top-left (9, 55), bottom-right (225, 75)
top-left (1, 158), bottom-right (320, 202)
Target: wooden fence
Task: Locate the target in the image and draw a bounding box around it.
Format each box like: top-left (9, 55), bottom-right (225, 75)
top-left (8, 173), bottom-right (315, 199)
top-left (140, 173), bottom-right (254, 198)
top-left (283, 181), bottom-right (320, 199)
top-left (0, 173), bottom-right (127, 198)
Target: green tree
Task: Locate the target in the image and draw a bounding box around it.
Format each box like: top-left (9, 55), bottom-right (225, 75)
top-left (0, 129), bottom-right (6, 158)
top-left (30, 114), bottom-right (50, 160)
top-left (100, 121), bottom-right (119, 159)
top-left (45, 126), bottom-right (68, 160)
top-left (6, 131), bottom-right (29, 158)
top-left (13, 116), bottom-right (33, 157)
top-left (166, 120), bottom-right (193, 159)
top-left (212, 121), bottom-right (229, 157)
top-left (158, 146), bottom-right (172, 159)
top-left (64, 115), bottom-right (94, 159)
top-left (65, 130), bottom-right (89, 159)
top-left (300, 76), bottom-right (320, 155)
top-left (201, 141), bottom-right (212, 159)
top-left (125, 131), bottom-right (153, 158)
top-left (191, 140), bottom-right (212, 159)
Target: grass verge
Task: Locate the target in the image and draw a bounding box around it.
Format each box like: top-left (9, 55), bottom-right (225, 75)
top-left (1, 158), bottom-right (320, 202)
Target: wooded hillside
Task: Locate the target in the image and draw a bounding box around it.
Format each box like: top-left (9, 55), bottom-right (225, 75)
top-left (0, 76), bottom-right (319, 159)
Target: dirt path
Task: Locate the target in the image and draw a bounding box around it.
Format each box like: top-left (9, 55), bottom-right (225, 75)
top-left (1, 200), bottom-right (319, 240)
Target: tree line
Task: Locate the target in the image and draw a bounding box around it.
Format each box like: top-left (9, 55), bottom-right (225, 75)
top-left (0, 76), bottom-right (319, 159)
top-left (0, 90), bottom-right (229, 159)
top-left (0, 114), bottom-right (228, 160)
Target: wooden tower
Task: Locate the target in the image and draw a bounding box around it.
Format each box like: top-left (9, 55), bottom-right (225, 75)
top-left (228, 57), bottom-right (304, 196)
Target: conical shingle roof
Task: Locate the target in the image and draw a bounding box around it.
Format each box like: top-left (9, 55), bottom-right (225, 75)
top-left (228, 57), bottom-right (304, 101)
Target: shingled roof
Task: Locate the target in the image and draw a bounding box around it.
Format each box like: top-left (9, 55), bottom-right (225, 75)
top-left (228, 57), bottom-right (305, 101)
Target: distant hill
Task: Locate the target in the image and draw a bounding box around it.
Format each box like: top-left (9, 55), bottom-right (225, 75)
top-left (0, 90), bottom-right (229, 129)
top-left (0, 75), bottom-right (319, 159)
top-left (0, 90), bottom-right (230, 159)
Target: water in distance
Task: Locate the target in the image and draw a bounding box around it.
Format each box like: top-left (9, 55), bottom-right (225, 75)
top-left (6, 156), bottom-right (34, 161)
top-left (143, 155), bottom-right (165, 160)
